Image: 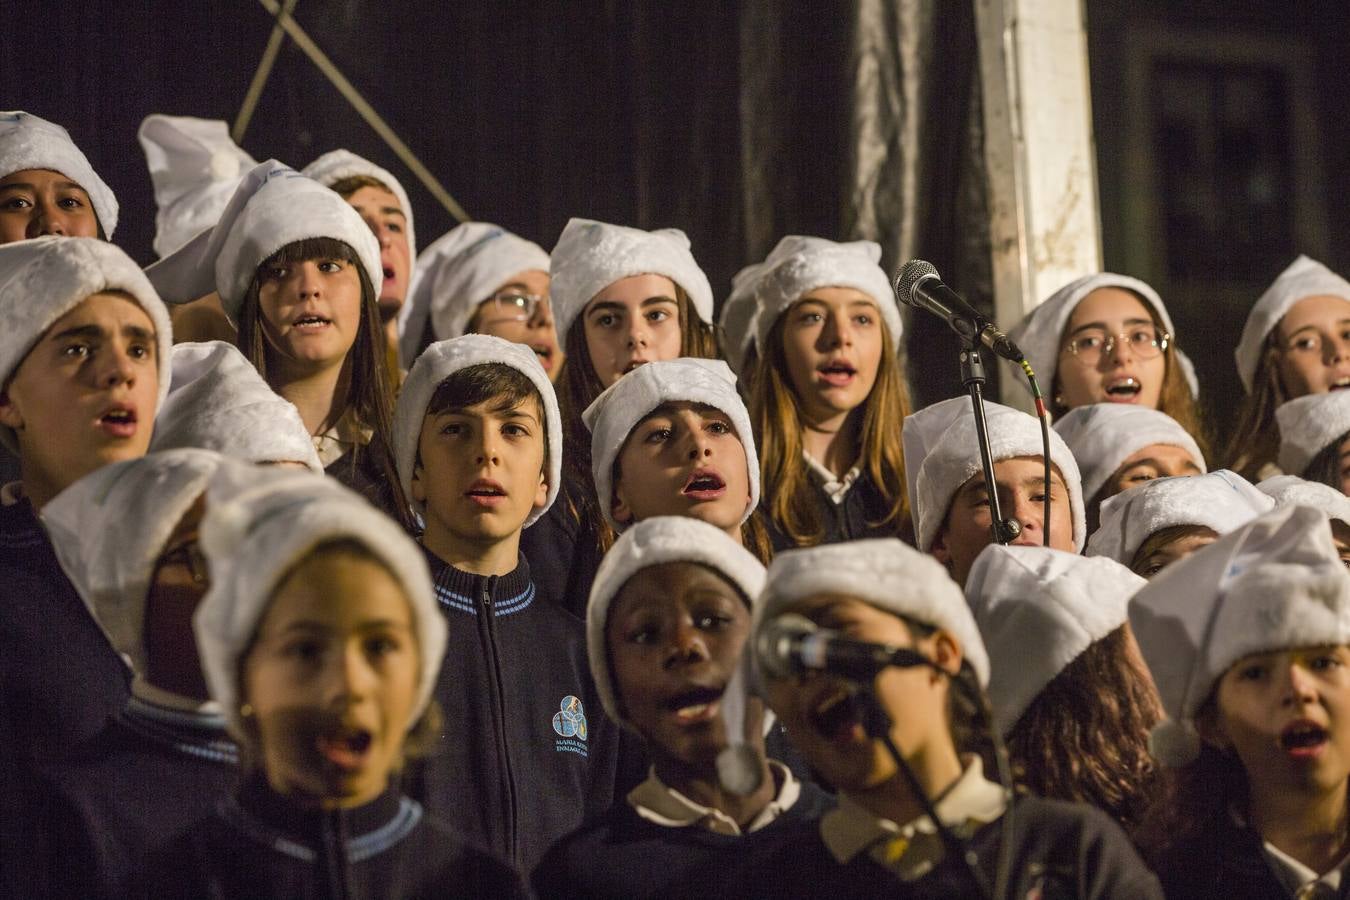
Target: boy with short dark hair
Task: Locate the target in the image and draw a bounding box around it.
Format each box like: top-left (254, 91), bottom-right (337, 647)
top-left (391, 334), bottom-right (620, 872)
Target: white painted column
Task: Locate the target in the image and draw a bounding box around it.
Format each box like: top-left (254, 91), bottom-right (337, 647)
top-left (976, 0), bottom-right (1102, 405)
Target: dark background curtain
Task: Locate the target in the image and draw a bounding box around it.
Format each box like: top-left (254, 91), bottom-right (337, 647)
top-left (3, 0), bottom-right (987, 408)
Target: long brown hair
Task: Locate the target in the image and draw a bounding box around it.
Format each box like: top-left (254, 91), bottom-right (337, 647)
top-left (554, 286), bottom-right (719, 548)
top-left (237, 237), bottom-right (412, 531)
top-left (1052, 297), bottom-right (1210, 463)
top-left (750, 313), bottom-right (910, 547)
top-left (1006, 625), bottom-right (1161, 829)
top-left (1222, 334), bottom-right (1284, 480)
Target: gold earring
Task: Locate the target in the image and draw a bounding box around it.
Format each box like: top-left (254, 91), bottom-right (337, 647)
top-left (240, 703), bottom-right (254, 718)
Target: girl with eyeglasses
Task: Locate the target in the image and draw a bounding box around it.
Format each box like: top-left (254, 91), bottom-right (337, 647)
top-left (1226, 255), bottom-right (1350, 481)
top-left (402, 221), bottom-right (563, 380)
top-left (1008, 273), bottom-right (1208, 460)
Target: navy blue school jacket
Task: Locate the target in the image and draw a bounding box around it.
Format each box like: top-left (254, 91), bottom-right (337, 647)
top-left (518, 486), bottom-right (605, 621)
top-left (324, 447), bottom-right (403, 525)
top-left (532, 778), bottom-right (836, 899)
top-left (139, 774), bottom-right (526, 899)
top-left (14, 696), bottom-right (239, 900)
top-left (1148, 813), bottom-right (1312, 899)
top-left (762, 468), bottom-right (907, 552)
top-left (404, 549), bottom-right (621, 873)
top-left (704, 793), bottom-right (1163, 899)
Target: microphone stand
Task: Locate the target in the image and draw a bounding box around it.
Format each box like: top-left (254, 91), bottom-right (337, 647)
top-left (855, 688), bottom-right (993, 899)
top-left (959, 337), bottom-right (1021, 546)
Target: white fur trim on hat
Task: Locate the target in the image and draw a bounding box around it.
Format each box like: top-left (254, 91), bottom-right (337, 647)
top-left (144, 160), bottom-right (383, 323)
top-left (1054, 404), bottom-right (1206, 501)
top-left (1276, 392), bottom-right (1350, 477)
top-left (0, 236), bottom-right (173, 453)
top-left (1258, 475), bottom-right (1350, 528)
top-left (137, 115), bottom-right (257, 259)
top-left (1007, 272), bottom-right (1198, 399)
top-left (151, 341), bottom-right (322, 472)
top-left (1130, 504), bottom-right (1350, 766)
top-left (1086, 469), bottom-right (1274, 567)
top-left (405, 222), bottom-right (551, 357)
top-left (303, 148), bottom-right (416, 264)
top-left (0, 111), bottom-right (118, 237)
top-left (392, 334), bottom-right (561, 528)
top-left (548, 218), bottom-right (713, 349)
top-left (586, 516), bottom-right (766, 726)
top-left (752, 238), bottom-right (902, 350)
top-left (194, 470), bottom-right (447, 739)
top-left (965, 544), bottom-right (1143, 737)
top-left (902, 397), bottom-right (1086, 554)
top-left (719, 264), bottom-right (766, 376)
top-left (1236, 256), bottom-right (1350, 394)
top-left (581, 358), bottom-right (759, 532)
top-left (41, 448), bottom-right (230, 682)
top-left (752, 538), bottom-right (990, 687)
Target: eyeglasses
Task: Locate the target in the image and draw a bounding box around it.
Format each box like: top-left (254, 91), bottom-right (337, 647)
top-left (479, 292), bottom-right (545, 324)
top-left (1062, 326), bottom-right (1170, 366)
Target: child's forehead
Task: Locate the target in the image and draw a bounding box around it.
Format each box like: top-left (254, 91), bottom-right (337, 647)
top-left (611, 562), bottom-right (744, 613)
top-left (432, 392), bottom-right (542, 420)
top-left (638, 400), bottom-right (728, 423)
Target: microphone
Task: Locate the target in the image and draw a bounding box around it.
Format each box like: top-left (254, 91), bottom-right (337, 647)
top-left (894, 260), bottom-right (1024, 362)
top-left (756, 614), bottom-right (940, 682)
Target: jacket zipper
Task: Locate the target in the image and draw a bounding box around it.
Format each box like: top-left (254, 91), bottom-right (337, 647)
top-left (319, 807), bottom-right (351, 900)
top-left (477, 574), bottom-right (520, 864)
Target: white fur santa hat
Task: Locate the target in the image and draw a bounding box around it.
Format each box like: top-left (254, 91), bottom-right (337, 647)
top-left (965, 544), bottom-right (1145, 737)
top-left (1258, 474), bottom-right (1350, 528)
top-left (753, 538), bottom-right (990, 687)
top-left (1054, 404), bottom-right (1205, 501)
top-left (752, 236), bottom-right (902, 351)
top-left (1236, 255), bottom-right (1350, 393)
top-left (144, 159), bottom-right (382, 324)
top-left (193, 470), bottom-right (447, 739)
top-left (1007, 272), bottom-right (1198, 399)
top-left (41, 448), bottom-right (230, 689)
top-left (901, 396), bottom-right (1086, 553)
top-left (1086, 469), bottom-right (1274, 567)
top-left (1130, 504), bottom-right (1350, 767)
top-left (405, 222), bottom-right (550, 353)
top-left (719, 261), bottom-right (766, 376)
top-left (0, 236), bottom-right (173, 452)
top-left (1276, 391), bottom-right (1350, 477)
top-left (392, 334), bottom-right (561, 527)
top-left (151, 341), bottom-right (322, 472)
top-left (0, 110), bottom-right (118, 237)
top-left (582, 358), bottom-right (759, 532)
top-left (548, 218), bottom-right (713, 348)
top-left (137, 115), bottom-right (257, 259)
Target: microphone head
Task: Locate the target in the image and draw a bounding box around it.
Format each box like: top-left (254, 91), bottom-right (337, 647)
top-left (755, 612), bottom-right (816, 680)
top-left (894, 259), bottom-right (939, 308)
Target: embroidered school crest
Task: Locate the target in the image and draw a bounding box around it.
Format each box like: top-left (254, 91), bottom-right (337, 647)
top-left (552, 695), bottom-right (588, 757)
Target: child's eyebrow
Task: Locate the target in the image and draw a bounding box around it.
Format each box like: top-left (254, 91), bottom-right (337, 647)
top-left (1065, 317), bottom-right (1152, 337)
top-left (48, 323), bottom-right (108, 342)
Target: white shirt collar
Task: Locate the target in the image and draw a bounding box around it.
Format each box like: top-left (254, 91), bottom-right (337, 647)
top-left (626, 760), bottom-right (801, 836)
top-left (803, 451), bottom-right (860, 505)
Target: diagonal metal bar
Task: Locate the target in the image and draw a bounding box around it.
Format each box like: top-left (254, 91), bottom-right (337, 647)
top-left (254, 0), bottom-right (471, 222)
top-left (233, 0), bottom-right (299, 144)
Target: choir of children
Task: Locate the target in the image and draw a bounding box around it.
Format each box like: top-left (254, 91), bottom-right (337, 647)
top-left (6, 104), bottom-right (1350, 899)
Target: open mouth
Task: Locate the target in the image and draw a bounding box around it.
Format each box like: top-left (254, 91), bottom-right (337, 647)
top-left (1281, 720), bottom-right (1329, 758)
top-left (382, 266), bottom-right (396, 282)
top-left (98, 405), bottom-right (138, 438)
top-left (316, 727), bottom-right (373, 773)
top-left (1104, 376), bottom-right (1141, 399)
top-left (531, 344), bottom-right (554, 369)
top-left (665, 685), bottom-right (724, 725)
top-left (1332, 377), bottom-right (1350, 391)
top-left (465, 479), bottom-right (507, 506)
top-left (292, 314), bottom-right (332, 331)
top-left (809, 685), bottom-right (865, 743)
top-left (683, 469), bottom-right (727, 500)
top-left (817, 360), bottom-right (857, 387)
top-left (623, 359), bottom-right (649, 374)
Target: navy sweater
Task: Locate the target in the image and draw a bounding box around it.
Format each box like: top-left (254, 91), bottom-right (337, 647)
top-left (140, 774), bottom-right (525, 899)
top-left (15, 696), bottom-right (240, 900)
top-left (763, 468), bottom-right (906, 553)
top-left (533, 778), bottom-right (836, 899)
top-left (0, 498), bottom-right (129, 762)
top-left (324, 448), bottom-right (402, 526)
top-left (518, 487), bottom-right (605, 621)
top-left (1148, 814), bottom-right (1309, 899)
top-left (404, 550), bottom-right (621, 872)
top-left (704, 793), bottom-right (1163, 899)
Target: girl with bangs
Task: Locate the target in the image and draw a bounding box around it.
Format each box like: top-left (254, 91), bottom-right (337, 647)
top-left (146, 161), bottom-right (410, 528)
top-left (521, 218), bottom-right (719, 613)
top-left (748, 236), bottom-right (910, 550)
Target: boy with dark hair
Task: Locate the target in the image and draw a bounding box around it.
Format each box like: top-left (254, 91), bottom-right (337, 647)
top-left (391, 334), bottom-right (620, 872)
